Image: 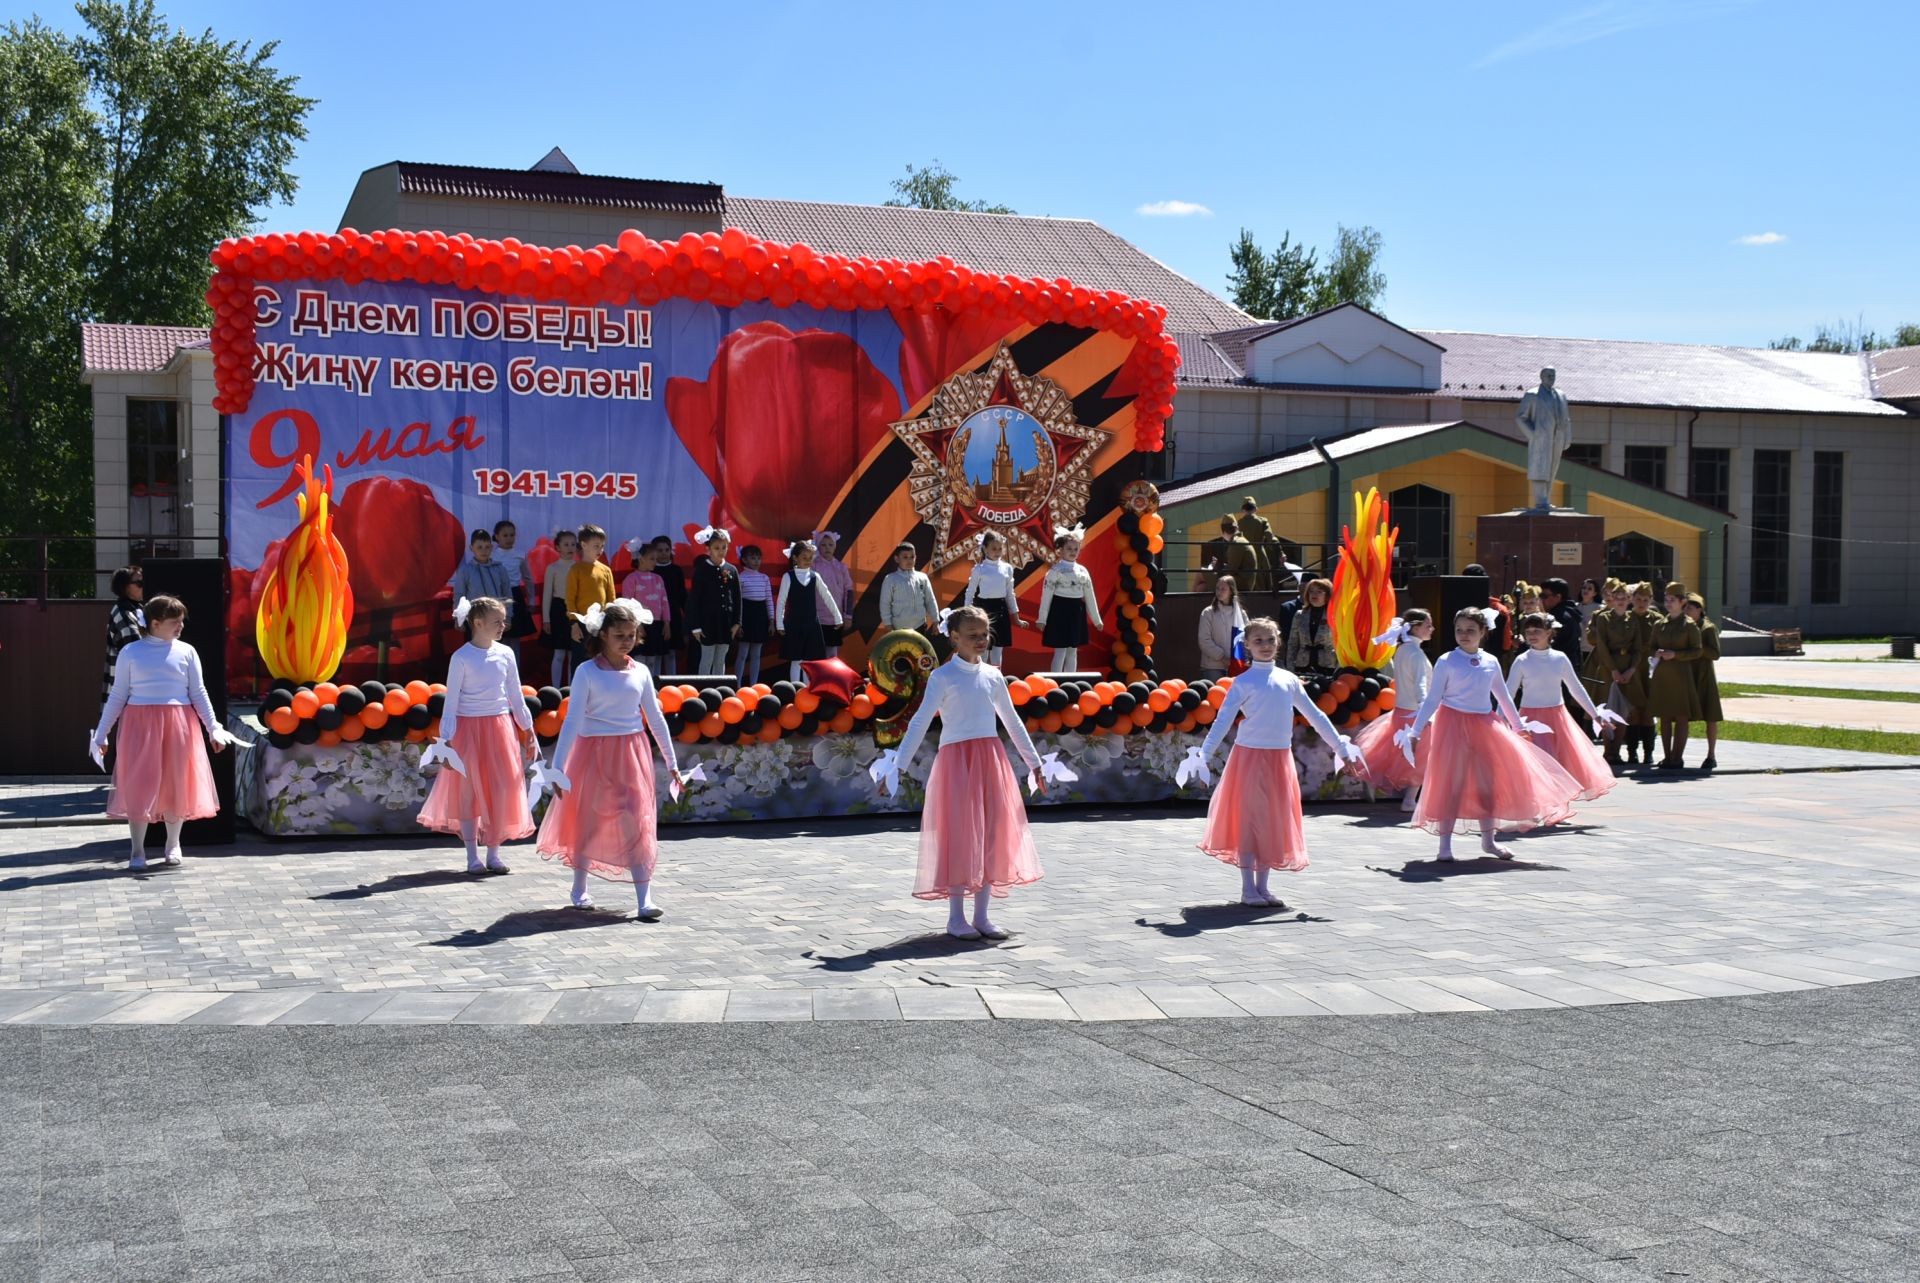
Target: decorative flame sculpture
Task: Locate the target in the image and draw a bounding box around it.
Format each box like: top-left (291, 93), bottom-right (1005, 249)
top-left (255, 455), bottom-right (354, 683)
top-left (1331, 487), bottom-right (1399, 670)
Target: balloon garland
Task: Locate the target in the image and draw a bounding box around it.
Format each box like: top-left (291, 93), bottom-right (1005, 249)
top-left (1111, 481), bottom-right (1164, 682)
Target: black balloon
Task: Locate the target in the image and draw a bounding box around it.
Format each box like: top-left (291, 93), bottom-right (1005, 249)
top-left (336, 687), bottom-right (367, 716)
top-left (1045, 689), bottom-right (1069, 712)
top-left (267, 730), bottom-right (295, 750)
top-left (537, 686), bottom-right (562, 711)
top-left (771, 681), bottom-right (797, 702)
top-left (360, 680), bottom-right (387, 706)
top-left (740, 712), bottom-right (763, 734)
top-left (315, 703), bottom-right (342, 731)
top-left (664, 712), bottom-right (683, 736)
top-left (797, 714), bottom-right (820, 736)
top-left (756, 695), bottom-right (781, 719)
top-left (293, 719), bottom-right (321, 745)
top-left (1111, 692), bottom-right (1136, 715)
top-left (263, 688), bottom-right (294, 711)
top-left (1094, 707), bottom-right (1119, 728)
top-left (717, 724), bottom-right (741, 745)
top-left (406, 704), bottom-right (432, 730)
top-left (424, 691), bottom-right (444, 718)
top-left (680, 697), bottom-right (708, 723)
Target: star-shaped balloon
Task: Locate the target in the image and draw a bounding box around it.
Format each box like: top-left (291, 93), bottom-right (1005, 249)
top-left (799, 658), bottom-right (864, 706)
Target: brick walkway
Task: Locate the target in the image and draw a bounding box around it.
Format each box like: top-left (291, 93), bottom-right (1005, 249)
top-left (3, 767), bottom-right (1917, 1024)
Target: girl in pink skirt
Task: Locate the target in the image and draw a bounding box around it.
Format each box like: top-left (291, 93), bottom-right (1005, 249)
top-left (417, 596), bottom-right (535, 873)
top-left (875, 606), bottom-right (1046, 940)
top-left (91, 594), bottom-right (232, 870)
top-left (1403, 608), bottom-right (1587, 860)
top-left (1507, 611), bottom-right (1622, 801)
top-left (537, 599), bottom-right (686, 920)
top-left (1186, 617), bottom-right (1360, 906)
top-left (1351, 609), bottom-right (1435, 812)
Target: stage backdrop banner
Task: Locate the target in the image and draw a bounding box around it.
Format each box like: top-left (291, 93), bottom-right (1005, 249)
top-left (212, 230), bottom-right (1180, 694)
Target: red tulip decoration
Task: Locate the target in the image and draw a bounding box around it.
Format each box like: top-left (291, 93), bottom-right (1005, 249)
top-left (332, 475), bottom-right (464, 679)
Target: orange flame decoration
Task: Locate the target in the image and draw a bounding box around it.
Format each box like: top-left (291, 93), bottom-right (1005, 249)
top-left (254, 455), bottom-right (354, 683)
top-left (1330, 487), bottom-right (1399, 670)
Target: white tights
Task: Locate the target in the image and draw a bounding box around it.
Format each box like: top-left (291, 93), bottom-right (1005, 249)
top-left (128, 816), bottom-right (184, 863)
top-left (1436, 823), bottom-right (1513, 860)
top-left (986, 646), bottom-right (1005, 667)
top-left (571, 863), bottom-right (655, 914)
top-left (459, 821), bottom-right (504, 871)
top-left (946, 886), bottom-right (997, 937)
top-left (1238, 855), bottom-right (1279, 905)
top-left (1050, 647), bottom-right (1078, 672)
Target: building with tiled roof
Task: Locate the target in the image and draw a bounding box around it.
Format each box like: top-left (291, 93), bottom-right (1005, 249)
top-left (81, 150), bottom-right (1920, 633)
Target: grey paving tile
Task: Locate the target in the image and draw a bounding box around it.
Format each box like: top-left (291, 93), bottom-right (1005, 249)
top-left (452, 991), bottom-right (563, 1024)
top-left (182, 991), bottom-right (320, 1025)
top-left (1060, 985), bottom-right (1166, 1022)
top-left (4, 991), bottom-right (142, 1025)
top-left (361, 992), bottom-right (478, 1024)
top-left (722, 990), bottom-right (814, 1022)
top-left (811, 989), bottom-right (901, 1021)
top-left (893, 987), bottom-right (990, 1021)
top-left (90, 992), bottom-right (229, 1024)
top-left (636, 990), bottom-right (730, 1023)
top-left (270, 992), bottom-right (394, 1025)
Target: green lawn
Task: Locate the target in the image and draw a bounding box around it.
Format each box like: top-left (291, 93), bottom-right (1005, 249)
top-left (1721, 682), bottom-right (1920, 705)
top-left (1696, 720), bottom-right (1920, 756)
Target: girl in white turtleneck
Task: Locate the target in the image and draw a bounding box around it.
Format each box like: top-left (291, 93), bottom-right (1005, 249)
top-left (1037, 529), bottom-right (1102, 672)
top-left (1351, 610), bottom-right (1436, 812)
top-left (1189, 617), bottom-right (1359, 907)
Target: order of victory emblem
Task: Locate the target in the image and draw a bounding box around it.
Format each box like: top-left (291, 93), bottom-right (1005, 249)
top-left (890, 344), bottom-right (1112, 569)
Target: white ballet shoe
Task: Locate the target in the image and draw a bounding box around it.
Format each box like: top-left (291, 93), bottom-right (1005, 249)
top-left (163, 849), bottom-right (183, 866)
top-left (973, 921), bottom-right (1009, 941)
top-left (947, 922), bottom-right (982, 940)
top-left (129, 855), bottom-right (147, 872)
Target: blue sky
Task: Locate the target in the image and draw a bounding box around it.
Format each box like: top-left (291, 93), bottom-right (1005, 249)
top-left (14, 0), bottom-right (1915, 346)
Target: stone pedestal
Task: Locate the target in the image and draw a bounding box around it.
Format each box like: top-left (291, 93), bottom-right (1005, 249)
top-left (1474, 509), bottom-right (1606, 590)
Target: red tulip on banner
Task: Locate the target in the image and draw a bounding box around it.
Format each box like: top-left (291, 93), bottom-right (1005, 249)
top-left (665, 322), bottom-right (901, 538)
top-left (333, 476), bottom-right (464, 614)
top-left (891, 307), bottom-right (1022, 409)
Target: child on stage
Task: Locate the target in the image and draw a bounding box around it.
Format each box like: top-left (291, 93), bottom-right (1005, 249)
top-left (736, 545), bottom-right (774, 685)
top-left (1184, 617), bottom-right (1360, 906)
top-left (537, 599), bottom-right (685, 920)
top-left (565, 524), bottom-right (616, 674)
top-left (687, 527), bottom-right (742, 676)
top-left (775, 539), bottom-right (842, 683)
top-left (417, 596), bottom-right (536, 874)
top-left (1037, 525), bottom-right (1101, 672)
top-left (542, 528), bottom-right (580, 686)
top-left (872, 606), bottom-right (1048, 940)
top-left (1507, 611), bottom-right (1620, 800)
top-left (812, 530), bottom-right (854, 659)
top-left (1403, 608), bottom-right (1586, 861)
top-left (963, 531), bottom-right (1023, 667)
top-left (1352, 609), bottom-right (1434, 811)
top-left (91, 594), bottom-right (232, 869)
top-left (878, 541), bottom-right (939, 636)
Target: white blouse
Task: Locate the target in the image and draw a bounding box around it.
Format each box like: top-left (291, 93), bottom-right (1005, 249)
top-left (1388, 640), bottom-right (1434, 711)
top-left (439, 642), bottom-right (536, 743)
top-left (776, 568), bottom-right (843, 627)
top-left (94, 637), bottom-right (218, 740)
top-left (1411, 648), bottom-right (1524, 736)
top-left (1506, 646), bottom-right (1602, 717)
top-left (964, 559), bottom-right (1021, 616)
top-left (550, 658), bottom-right (678, 776)
top-left (1197, 661), bottom-right (1345, 760)
top-left (893, 657), bottom-right (1041, 771)
top-left (1038, 561), bottom-right (1103, 629)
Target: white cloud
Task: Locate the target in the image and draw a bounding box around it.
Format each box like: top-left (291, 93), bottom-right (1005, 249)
top-left (1735, 231), bottom-right (1787, 246)
top-left (1475, 0), bottom-right (1754, 69)
top-left (1136, 200), bottom-right (1213, 218)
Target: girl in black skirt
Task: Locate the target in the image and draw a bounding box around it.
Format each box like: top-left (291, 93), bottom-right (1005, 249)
top-left (1037, 526), bottom-right (1102, 672)
top-left (775, 539), bottom-right (843, 682)
top-left (963, 531), bottom-right (1024, 666)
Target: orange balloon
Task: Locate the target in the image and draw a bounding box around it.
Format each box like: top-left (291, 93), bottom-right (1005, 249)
top-left (777, 705), bottom-right (803, 730)
top-left (719, 696), bottom-right (746, 724)
top-left (405, 727), bottom-right (427, 743)
top-left (535, 711), bottom-right (561, 737)
top-left (1194, 703), bottom-right (1216, 724)
top-left (850, 694), bottom-right (874, 719)
top-left (1008, 680), bottom-right (1032, 706)
top-left (338, 715), bottom-right (365, 741)
top-left (757, 721), bottom-right (782, 742)
top-left (317, 730), bottom-right (342, 748)
top-left (678, 724), bottom-right (702, 743)
top-left (659, 688), bottom-right (684, 714)
top-left (1377, 688), bottom-right (1397, 711)
top-left (519, 684), bottom-right (536, 699)
top-left (1147, 536), bottom-right (1164, 555)
top-left (1139, 512), bottom-right (1164, 537)
top-left (1316, 694), bottom-right (1338, 713)
top-left (1040, 712), bottom-right (1063, 734)
top-left (1077, 692), bottom-right (1101, 716)
top-left (1130, 705), bottom-right (1154, 726)
top-left (1207, 686), bottom-right (1227, 707)
top-left (384, 689), bottom-right (411, 717)
top-left (430, 682), bottom-right (447, 695)
top-left (267, 707), bottom-right (299, 735)
top-left (426, 718), bottom-right (440, 739)
top-left (290, 689), bottom-right (319, 720)
top-left (313, 682), bottom-right (340, 707)
top-left (1060, 707), bottom-right (1084, 729)
top-left (752, 684), bottom-right (772, 700)
top-left (795, 689), bottom-right (821, 714)
top-left (407, 680), bottom-right (431, 705)
top-left (1120, 548), bottom-right (1138, 566)
top-left (1177, 715), bottom-right (1197, 733)
top-left (1116, 653), bottom-right (1136, 672)
top-left (359, 703), bottom-right (389, 730)
top-left (1147, 690), bottom-right (1172, 713)
top-left (830, 710), bottom-right (855, 734)
top-left (700, 713), bottom-right (724, 737)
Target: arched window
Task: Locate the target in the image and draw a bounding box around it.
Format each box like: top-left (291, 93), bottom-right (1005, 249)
top-left (1606, 532), bottom-right (1675, 589)
top-left (1389, 484), bottom-right (1452, 575)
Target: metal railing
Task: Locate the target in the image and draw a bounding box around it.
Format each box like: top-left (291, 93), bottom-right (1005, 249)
top-left (0, 535), bottom-right (227, 602)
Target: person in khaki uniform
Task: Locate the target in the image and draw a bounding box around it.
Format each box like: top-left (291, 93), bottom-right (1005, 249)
top-left (1646, 581), bottom-right (1703, 770)
top-left (1236, 498), bottom-right (1279, 592)
top-left (1683, 592), bottom-right (1722, 771)
top-left (1207, 516), bottom-right (1258, 588)
top-left (1582, 579), bottom-right (1647, 770)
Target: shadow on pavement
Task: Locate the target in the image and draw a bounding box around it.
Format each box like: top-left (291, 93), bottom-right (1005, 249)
top-left (1134, 904), bottom-right (1332, 937)
top-left (803, 933), bottom-right (1004, 972)
top-left (0, 838), bottom-right (131, 872)
top-left (426, 906), bottom-right (630, 947)
top-left (1371, 857), bottom-right (1566, 882)
top-left (313, 869), bottom-right (490, 900)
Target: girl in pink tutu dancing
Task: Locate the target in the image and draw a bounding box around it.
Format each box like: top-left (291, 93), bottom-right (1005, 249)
top-left (1351, 609), bottom-right (1434, 812)
top-left (872, 605), bottom-right (1050, 940)
top-left (1402, 608), bottom-right (1586, 860)
top-left (1507, 611), bottom-right (1622, 801)
top-left (91, 594), bottom-right (233, 870)
top-left (536, 599), bottom-right (687, 920)
top-left (1182, 617), bottom-right (1360, 906)
top-left (417, 596), bottom-right (536, 874)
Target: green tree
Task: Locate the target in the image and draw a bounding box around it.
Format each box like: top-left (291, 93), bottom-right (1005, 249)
top-left (884, 160), bottom-right (1015, 215)
top-left (1225, 225), bottom-right (1386, 320)
top-left (0, 1), bottom-right (312, 555)
top-left (78, 0), bottom-right (312, 324)
top-left (0, 19), bottom-right (104, 545)
top-left (1768, 316), bottom-right (1920, 353)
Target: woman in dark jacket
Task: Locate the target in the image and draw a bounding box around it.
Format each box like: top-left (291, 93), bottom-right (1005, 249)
top-left (1286, 578), bottom-right (1338, 673)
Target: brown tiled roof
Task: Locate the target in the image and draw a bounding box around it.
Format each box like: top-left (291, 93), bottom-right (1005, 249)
top-left (390, 161), bottom-right (725, 213)
top-left (1868, 345), bottom-right (1920, 401)
top-left (721, 196), bottom-right (1252, 333)
top-left (1415, 330), bottom-right (1903, 417)
top-left (81, 323), bottom-right (209, 374)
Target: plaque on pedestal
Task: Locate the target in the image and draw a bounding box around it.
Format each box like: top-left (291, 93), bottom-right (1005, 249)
top-left (1474, 509), bottom-right (1606, 590)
